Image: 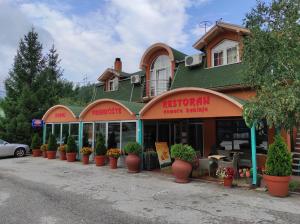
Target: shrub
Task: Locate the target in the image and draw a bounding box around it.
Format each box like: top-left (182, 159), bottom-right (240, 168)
top-left (289, 180), bottom-right (300, 192)
top-left (31, 133), bottom-right (41, 149)
top-left (47, 134), bottom-right (57, 151)
top-left (170, 144), bottom-right (196, 163)
top-left (265, 135), bottom-right (292, 176)
top-left (95, 133), bottom-right (107, 156)
top-left (66, 136), bottom-right (77, 153)
top-left (124, 142), bottom-right (142, 155)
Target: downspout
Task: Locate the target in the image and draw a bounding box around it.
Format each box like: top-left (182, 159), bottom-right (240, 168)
top-left (251, 122), bottom-right (257, 186)
top-left (42, 123), bottom-right (46, 144)
top-left (137, 114), bottom-right (143, 170)
top-left (78, 121), bottom-right (83, 160)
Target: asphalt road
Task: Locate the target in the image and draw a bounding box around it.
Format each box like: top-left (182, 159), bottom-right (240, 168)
top-left (0, 157), bottom-right (300, 224)
top-left (0, 172), bottom-right (156, 224)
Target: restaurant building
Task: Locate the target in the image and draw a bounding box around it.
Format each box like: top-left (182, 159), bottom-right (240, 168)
top-left (42, 22), bottom-right (299, 175)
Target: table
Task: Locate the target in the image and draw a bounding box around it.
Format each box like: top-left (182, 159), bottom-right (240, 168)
top-left (208, 155), bottom-right (226, 160)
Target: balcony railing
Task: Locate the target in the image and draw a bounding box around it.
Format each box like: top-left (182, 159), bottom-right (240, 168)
top-left (142, 79), bottom-right (171, 98)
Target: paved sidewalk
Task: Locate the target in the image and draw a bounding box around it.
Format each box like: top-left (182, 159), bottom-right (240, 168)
top-left (0, 157), bottom-right (299, 224)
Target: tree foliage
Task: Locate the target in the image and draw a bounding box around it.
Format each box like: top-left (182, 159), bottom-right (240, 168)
top-left (242, 0), bottom-right (300, 130)
top-left (94, 133), bottom-right (107, 156)
top-left (0, 29), bottom-right (75, 144)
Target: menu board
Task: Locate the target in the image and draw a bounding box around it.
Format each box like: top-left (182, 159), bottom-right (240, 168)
top-left (155, 142), bottom-right (171, 168)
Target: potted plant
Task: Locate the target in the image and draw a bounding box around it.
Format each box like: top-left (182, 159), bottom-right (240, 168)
top-left (124, 142), bottom-right (142, 173)
top-left (47, 134), bottom-right (57, 159)
top-left (216, 167), bottom-right (235, 187)
top-left (94, 134), bottom-right (107, 166)
top-left (66, 136), bottom-right (77, 162)
top-left (31, 133), bottom-right (41, 157)
top-left (80, 147), bottom-right (93, 165)
top-left (58, 145), bottom-right (66, 160)
top-left (106, 148), bottom-right (121, 169)
top-left (263, 135), bottom-right (292, 197)
top-left (170, 144), bottom-right (196, 183)
top-left (40, 144), bottom-right (48, 158)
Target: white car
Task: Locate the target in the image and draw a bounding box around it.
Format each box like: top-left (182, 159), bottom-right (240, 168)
top-left (0, 139), bottom-right (30, 157)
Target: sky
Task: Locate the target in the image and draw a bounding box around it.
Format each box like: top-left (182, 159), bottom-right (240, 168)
top-left (0, 0), bottom-right (259, 97)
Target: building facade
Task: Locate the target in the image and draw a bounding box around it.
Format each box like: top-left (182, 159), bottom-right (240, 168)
top-left (42, 22), bottom-right (298, 174)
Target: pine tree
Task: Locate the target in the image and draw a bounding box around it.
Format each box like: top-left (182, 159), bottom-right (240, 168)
top-left (0, 29), bottom-right (75, 144)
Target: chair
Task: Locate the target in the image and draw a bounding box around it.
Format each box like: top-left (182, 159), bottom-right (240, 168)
top-left (199, 158), bottom-right (214, 176)
top-left (217, 150), bottom-right (231, 158)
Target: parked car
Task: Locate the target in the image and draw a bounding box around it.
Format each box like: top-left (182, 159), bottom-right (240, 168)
top-left (0, 139), bottom-right (30, 157)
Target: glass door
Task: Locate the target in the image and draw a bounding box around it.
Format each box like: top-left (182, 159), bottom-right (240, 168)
top-left (188, 123), bottom-right (204, 157)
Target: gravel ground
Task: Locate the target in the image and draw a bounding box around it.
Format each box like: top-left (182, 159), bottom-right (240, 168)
top-left (0, 156), bottom-right (299, 224)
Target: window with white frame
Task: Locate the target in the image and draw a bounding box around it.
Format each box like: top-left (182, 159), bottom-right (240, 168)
top-left (211, 40), bottom-right (239, 67)
top-left (213, 51), bottom-right (224, 66)
top-left (150, 55), bottom-right (171, 96)
top-left (107, 77), bottom-right (119, 91)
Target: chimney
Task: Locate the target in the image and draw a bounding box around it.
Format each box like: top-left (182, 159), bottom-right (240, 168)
top-left (114, 58), bottom-right (122, 72)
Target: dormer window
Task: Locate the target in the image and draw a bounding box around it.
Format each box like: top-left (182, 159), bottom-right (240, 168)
top-left (212, 40), bottom-right (239, 67)
top-left (107, 77), bottom-right (118, 92)
top-left (150, 55), bottom-right (171, 96)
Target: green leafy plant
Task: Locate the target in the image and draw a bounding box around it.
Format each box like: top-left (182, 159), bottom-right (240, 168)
top-left (94, 133), bottom-right (107, 156)
top-left (66, 136), bottom-right (77, 153)
top-left (124, 142), bottom-right (142, 155)
top-left (265, 135), bottom-right (292, 176)
top-left (63, 133), bottom-right (69, 145)
top-left (31, 133), bottom-right (41, 149)
top-left (47, 134), bottom-right (57, 151)
top-left (170, 144), bottom-right (196, 163)
top-left (289, 180), bottom-right (300, 192)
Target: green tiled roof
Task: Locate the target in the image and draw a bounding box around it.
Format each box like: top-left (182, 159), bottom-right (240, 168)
top-left (66, 105), bottom-right (84, 117)
top-left (115, 100), bottom-right (144, 114)
top-left (171, 62), bottom-right (246, 90)
top-left (96, 71), bottom-right (144, 102)
top-left (171, 48), bottom-right (187, 61)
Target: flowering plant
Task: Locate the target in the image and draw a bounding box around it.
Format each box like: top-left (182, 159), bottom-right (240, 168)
top-left (58, 145), bottom-right (66, 152)
top-left (106, 148), bottom-right (121, 159)
top-left (216, 167), bottom-right (235, 179)
top-left (239, 168), bottom-right (251, 178)
top-left (80, 147), bottom-right (93, 155)
top-left (40, 144), bottom-right (48, 152)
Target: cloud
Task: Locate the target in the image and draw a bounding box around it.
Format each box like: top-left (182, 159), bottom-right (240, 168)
top-left (0, 0), bottom-right (211, 87)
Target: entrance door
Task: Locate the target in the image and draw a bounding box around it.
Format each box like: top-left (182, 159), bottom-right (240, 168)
top-left (188, 123), bottom-right (204, 157)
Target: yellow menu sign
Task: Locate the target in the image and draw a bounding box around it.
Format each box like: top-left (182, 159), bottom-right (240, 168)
top-left (155, 142), bottom-right (171, 167)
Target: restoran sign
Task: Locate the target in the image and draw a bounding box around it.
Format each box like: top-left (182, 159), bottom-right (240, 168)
top-left (162, 96), bottom-right (210, 114)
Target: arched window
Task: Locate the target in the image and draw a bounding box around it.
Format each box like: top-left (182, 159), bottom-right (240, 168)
top-left (150, 55), bottom-right (171, 96)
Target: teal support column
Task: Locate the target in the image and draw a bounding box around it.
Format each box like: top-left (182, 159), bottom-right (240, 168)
top-left (251, 123), bottom-right (257, 185)
top-left (78, 122), bottom-right (83, 160)
top-left (42, 124), bottom-right (46, 144)
top-left (137, 117), bottom-right (143, 169)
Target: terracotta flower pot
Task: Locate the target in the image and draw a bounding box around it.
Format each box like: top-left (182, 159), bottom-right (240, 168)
top-left (125, 153), bottom-right (141, 173)
top-left (59, 151), bottom-right (66, 160)
top-left (82, 154), bottom-right (90, 165)
top-left (263, 174), bottom-right (291, 197)
top-left (32, 149), bottom-right (41, 157)
top-left (47, 151), bottom-right (56, 159)
top-left (223, 177), bottom-right (233, 187)
top-left (171, 159), bottom-right (192, 183)
top-left (42, 151), bottom-right (47, 158)
top-left (66, 152), bottom-right (76, 162)
top-left (109, 157), bottom-right (118, 169)
top-left (95, 155), bottom-right (106, 166)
